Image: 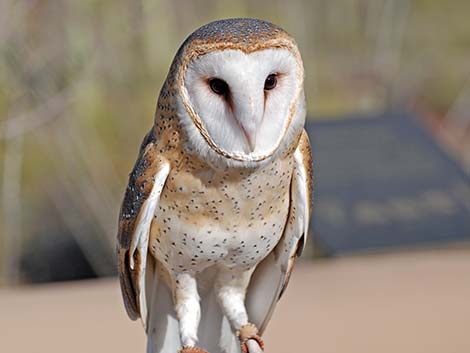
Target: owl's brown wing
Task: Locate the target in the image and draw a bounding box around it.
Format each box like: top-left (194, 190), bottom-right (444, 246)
top-left (246, 129), bottom-right (313, 333)
top-left (278, 129), bottom-right (313, 296)
top-left (117, 128), bottom-right (170, 322)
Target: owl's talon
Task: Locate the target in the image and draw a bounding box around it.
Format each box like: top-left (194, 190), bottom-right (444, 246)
top-left (178, 346), bottom-right (209, 353)
top-left (237, 323), bottom-right (265, 353)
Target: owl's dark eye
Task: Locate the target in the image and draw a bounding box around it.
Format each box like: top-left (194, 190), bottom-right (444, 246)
top-left (209, 78), bottom-right (229, 96)
top-left (264, 74), bottom-right (277, 90)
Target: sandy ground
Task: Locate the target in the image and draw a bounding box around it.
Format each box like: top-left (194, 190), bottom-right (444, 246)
top-left (1, 248), bottom-right (470, 353)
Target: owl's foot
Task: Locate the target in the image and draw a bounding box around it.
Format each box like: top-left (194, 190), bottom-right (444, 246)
top-left (237, 323), bottom-right (265, 353)
top-left (178, 346), bottom-right (209, 353)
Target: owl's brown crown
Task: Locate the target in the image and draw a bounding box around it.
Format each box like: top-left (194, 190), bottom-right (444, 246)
top-left (181, 18), bottom-right (290, 50)
top-left (173, 18), bottom-right (298, 62)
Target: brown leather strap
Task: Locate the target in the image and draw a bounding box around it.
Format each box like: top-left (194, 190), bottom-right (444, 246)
top-left (237, 323), bottom-right (265, 353)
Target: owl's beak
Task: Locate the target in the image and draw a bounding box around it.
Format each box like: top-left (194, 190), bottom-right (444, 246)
top-left (234, 90), bottom-right (263, 153)
top-left (242, 125), bottom-right (257, 153)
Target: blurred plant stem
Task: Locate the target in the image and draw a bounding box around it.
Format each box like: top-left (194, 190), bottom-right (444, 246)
top-left (2, 133), bottom-right (23, 285)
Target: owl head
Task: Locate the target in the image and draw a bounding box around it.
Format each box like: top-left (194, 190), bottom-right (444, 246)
top-left (166, 18), bottom-right (305, 168)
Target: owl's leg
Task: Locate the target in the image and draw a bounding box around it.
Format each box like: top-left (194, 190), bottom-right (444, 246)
top-left (215, 268), bottom-right (264, 353)
top-left (173, 273), bottom-right (208, 353)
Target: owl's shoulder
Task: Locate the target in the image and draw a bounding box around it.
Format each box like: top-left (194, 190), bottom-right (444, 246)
top-left (117, 128), bottom-right (161, 248)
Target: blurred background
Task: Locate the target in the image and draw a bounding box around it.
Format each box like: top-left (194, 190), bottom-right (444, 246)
top-left (0, 1), bottom-right (469, 352)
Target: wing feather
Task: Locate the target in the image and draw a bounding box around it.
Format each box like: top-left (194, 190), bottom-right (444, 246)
top-left (246, 130), bottom-right (313, 333)
top-left (117, 128), bottom-right (170, 323)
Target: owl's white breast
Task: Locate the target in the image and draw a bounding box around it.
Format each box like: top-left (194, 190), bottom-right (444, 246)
top-left (148, 154), bottom-right (294, 275)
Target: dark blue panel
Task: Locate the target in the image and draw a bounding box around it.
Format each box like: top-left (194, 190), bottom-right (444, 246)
top-left (306, 111), bottom-right (470, 254)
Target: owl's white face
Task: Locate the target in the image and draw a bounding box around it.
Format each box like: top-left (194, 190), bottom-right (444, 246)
top-left (179, 48), bottom-right (304, 166)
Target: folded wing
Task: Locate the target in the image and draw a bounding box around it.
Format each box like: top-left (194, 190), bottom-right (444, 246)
top-left (117, 128), bottom-right (170, 325)
top-left (246, 130), bottom-right (313, 333)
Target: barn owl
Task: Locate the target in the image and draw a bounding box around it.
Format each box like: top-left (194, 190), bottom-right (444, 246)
top-left (117, 18), bottom-right (312, 353)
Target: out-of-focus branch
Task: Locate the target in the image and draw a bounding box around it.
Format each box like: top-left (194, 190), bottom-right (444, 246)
top-left (0, 87), bottom-right (74, 140)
